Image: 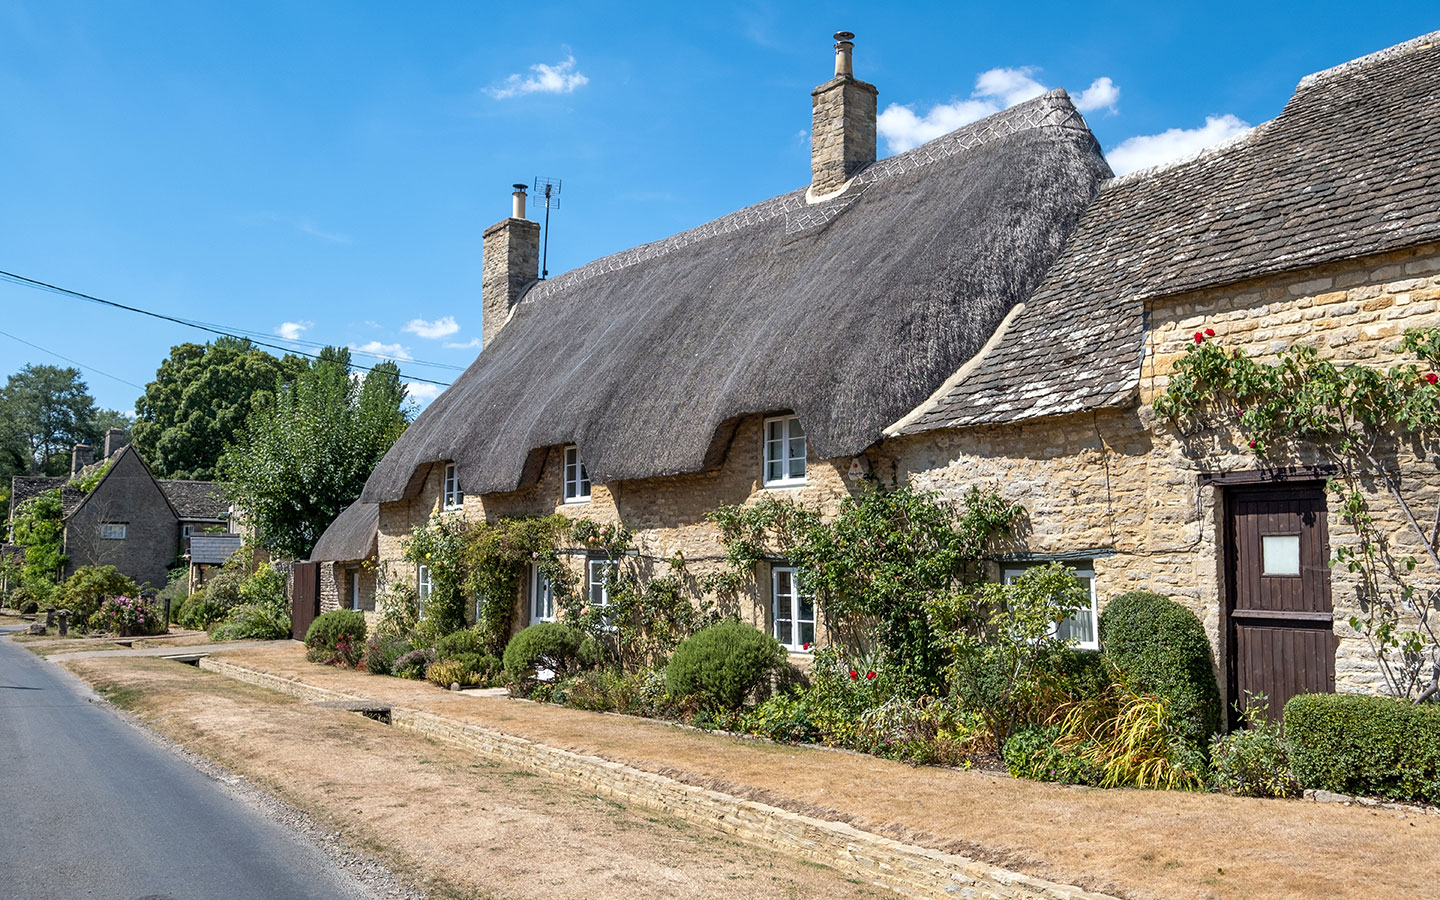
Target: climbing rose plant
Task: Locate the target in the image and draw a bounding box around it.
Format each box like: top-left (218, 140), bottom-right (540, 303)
top-left (1153, 327), bottom-right (1440, 701)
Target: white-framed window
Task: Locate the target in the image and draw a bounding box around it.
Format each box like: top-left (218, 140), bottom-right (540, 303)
top-left (763, 416), bottom-right (806, 486)
top-left (772, 565), bottom-right (815, 651)
top-left (442, 463), bottom-right (463, 509)
top-left (563, 445), bottom-right (591, 503)
top-left (100, 522), bottom-right (127, 540)
top-left (587, 557), bottom-right (615, 627)
top-left (417, 564), bottom-right (433, 618)
top-left (349, 569), bottom-right (362, 610)
top-left (1003, 562), bottom-right (1099, 651)
top-left (531, 563), bottom-right (555, 622)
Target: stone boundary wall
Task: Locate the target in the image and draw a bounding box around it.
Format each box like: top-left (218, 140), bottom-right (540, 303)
top-left (197, 657), bottom-right (1115, 900)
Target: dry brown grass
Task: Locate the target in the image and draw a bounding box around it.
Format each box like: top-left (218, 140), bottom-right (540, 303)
top-left (67, 655), bottom-right (902, 900)
top-left (17, 628), bottom-right (211, 657)
top-left (208, 644), bottom-right (1440, 900)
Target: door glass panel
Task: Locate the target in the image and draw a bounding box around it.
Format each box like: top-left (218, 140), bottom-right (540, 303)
top-left (1262, 535), bottom-right (1301, 576)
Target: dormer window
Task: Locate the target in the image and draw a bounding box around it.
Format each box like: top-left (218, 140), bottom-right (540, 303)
top-left (442, 463), bottom-right (463, 509)
top-left (563, 445), bottom-right (591, 503)
top-left (763, 415), bottom-right (807, 486)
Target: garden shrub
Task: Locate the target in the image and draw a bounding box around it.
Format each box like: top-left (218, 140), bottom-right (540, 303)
top-left (12, 585), bottom-right (41, 615)
top-left (177, 590), bottom-right (227, 630)
top-left (435, 627), bottom-right (488, 660)
top-left (89, 596), bottom-right (167, 637)
top-left (1211, 698), bottom-right (1299, 798)
top-left (426, 659), bottom-right (471, 688)
top-left (210, 601), bottom-right (290, 642)
top-left (56, 565), bottom-right (139, 631)
top-left (665, 620), bottom-right (785, 711)
top-left (1003, 724), bottom-right (1104, 785)
top-left (19, 598), bottom-right (40, 615)
top-left (1284, 692), bottom-right (1440, 804)
top-left (392, 647), bottom-right (435, 680)
top-left (201, 569), bottom-right (247, 613)
top-left (305, 610), bottom-right (367, 667)
top-left (154, 568), bottom-right (190, 623)
top-left (503, 622), bottom-right (587, 694)
top-left (363, 632), bottom-right (411, 675)
top-left (1098, 591), bottom-right (1220, 747)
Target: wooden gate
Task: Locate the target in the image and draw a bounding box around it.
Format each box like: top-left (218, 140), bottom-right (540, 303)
top-left (291, 561), bottom-right (321, 642)
top-left (1225, 484), bottom-right (1336, 726)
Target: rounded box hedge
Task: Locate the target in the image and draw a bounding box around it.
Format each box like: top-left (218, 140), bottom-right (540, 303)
top-left (1098, 591), bottom-right (1220, 746)
top-left (665, 620), bottom-right (786, 711)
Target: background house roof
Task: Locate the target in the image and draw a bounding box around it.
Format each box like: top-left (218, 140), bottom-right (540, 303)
top-left (160, 481), bottom-right (229, 520)
top-left (8, 477), bottom-right (83, 519)
top-left (188, 533), bottom-right (243, 565)
top-left (897, 31), bottom-right (1440, 434)
top-left (363, 90), bottom-right (1111, 501)
top-left (310, 501), bottom-right (378, 563)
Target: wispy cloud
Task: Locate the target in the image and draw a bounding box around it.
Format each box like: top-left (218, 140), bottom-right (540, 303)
top-left (487, 54), bottom-right (588, 99)
top-left (297, 218), bottom-right (351, 244)
top-left (406, 382), bottom-right (442, 403)
top-left (443, 337), bottom-right (483, 350)
top-left (1106, 114), bottom-right (1252, 176)
top-left (877, 67), bottom-right (1120, 154)
top-left (350, 340), bottom-right (413, 362)
top-left (275, 320), bottom-right (313, 341)
top-left (403, 316), bottom-right (460, 340)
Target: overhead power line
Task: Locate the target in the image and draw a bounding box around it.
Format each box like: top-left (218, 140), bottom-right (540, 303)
top-left (0, 327), bottom-right (147, 390)
top-left (0, 268), bottom-right (456, 387)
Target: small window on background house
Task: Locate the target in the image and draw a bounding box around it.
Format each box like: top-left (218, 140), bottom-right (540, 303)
top-left (442, 463), bottom-right (463, 509)
top-left (763, 416), bottom-right (806, 486)
top-left (563, 445), bottom-right (591, 503)
top-left (100, 523), bottom-right (127, 540)
top-left (349, 569), bottom-right (361, 610)
top-left (531, 563), bottom-right (555, 622)
top-left (587, 557), bottom-right (615, 627)
top-left (1003, 563), bottom-right (1100, 651)
top-left (772, 565), bottom-right (815, 652)
top-left (417, 564), bottom-right (433, 618)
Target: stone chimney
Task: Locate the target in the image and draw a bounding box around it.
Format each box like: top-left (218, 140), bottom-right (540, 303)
top-left (104, 428), bottom-right (129, 459)
top-left (70, 443), bottom-right (93, 476)
top-left (482, 184), bottom-right (541, 349)
top-left (810, 31), bottom-right (878, 197)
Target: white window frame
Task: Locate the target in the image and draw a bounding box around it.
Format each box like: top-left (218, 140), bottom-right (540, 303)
top-left (442, 463), bottom-right (463, 510)
top-left (1003, 562), bottom-right (1100, 651)
top-left (563, 445), bottom-right (591, 503)
top-left (587, 557), bottom-right (615, 628)
top-left (771, 565), bottom-right (815, 652)
top-left (100, 522), bottom-right (127, 540)
top-left (416, 564), bottom-right (433, 618)
top-left (762, 415), bottom-right (807, 487)
top-left (531, 563), bottom-right (556, 623)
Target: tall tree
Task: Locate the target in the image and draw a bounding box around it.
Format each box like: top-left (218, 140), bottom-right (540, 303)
top-left (221, 347), bottom-right (410, 558)
top-left (0, 365), bottom-right (100, 475)
top-left (132, 337), bottom-right (307, 480)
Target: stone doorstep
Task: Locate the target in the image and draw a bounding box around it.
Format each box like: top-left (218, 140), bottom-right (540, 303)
top-left (195, 657), bottom-right (1117, 900)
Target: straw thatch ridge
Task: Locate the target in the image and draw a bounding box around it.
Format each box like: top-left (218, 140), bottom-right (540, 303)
top-left (899, 32), bottom-right (1440, 434)
top-left (310, 501), bottom-right (379, 563)
top-left (363, 90), bottom-right (1110, 501)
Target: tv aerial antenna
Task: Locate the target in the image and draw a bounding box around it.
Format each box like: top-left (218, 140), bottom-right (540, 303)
top-left (533, 176), bottom-right (562, 279)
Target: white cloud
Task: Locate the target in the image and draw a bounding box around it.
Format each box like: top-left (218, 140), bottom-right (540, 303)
top-left (444, 337), bottom-right (483, 350)
top-left (297, 218), bottom-right (351, 244)
top-left (487, 54), bottom-right (588, 99)
top-left (350, 341), bottom-right (413, 362)
top-left (877, 66), bottom-right (1121, 154)
top-left (1106, 114), bottom-right (1252, 176)
top-left (403, 316), bottom-right (461, 340)
top-left (275, 321), bottom-right (312, 341)
top-left (406, 382), bottom-right (442, 403)
top-left (1073, 76), bottom-right (1120, 114)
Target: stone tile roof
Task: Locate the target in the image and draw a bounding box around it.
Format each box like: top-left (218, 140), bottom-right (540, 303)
top-left (160, 480), bottom-right (229, 520)
top-left (896, 31), bottom-right (1440, 435)
top-left (8, 476), bottom-right (85, 518)
top-left (188, 533), bottom-right (243, 565)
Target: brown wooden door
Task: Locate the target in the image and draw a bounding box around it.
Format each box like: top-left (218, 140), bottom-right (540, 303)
top-left (1226, 484), bottom-right (1336, 726)
top-left (291, 562), bottom-right (321, 641)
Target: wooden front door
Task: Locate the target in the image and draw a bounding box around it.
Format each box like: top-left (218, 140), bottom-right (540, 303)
top-left (291, 561), bottom-right (321, 641)
top-left (1226, 484), bottom-right (1336, 726)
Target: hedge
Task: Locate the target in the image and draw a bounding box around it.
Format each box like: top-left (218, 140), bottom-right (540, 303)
top-left (503, 622), bottom-right (586, 692)
top-left (1098, 591), bottom-right (1220, 746)
top-left (665, 620), bottom-right (785, 711)
top-left (1284, 692), bottom-right (1440, 804)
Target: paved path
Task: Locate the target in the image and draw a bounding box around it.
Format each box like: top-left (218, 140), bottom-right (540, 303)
top-left (0, 637), bottom-right (377, 900)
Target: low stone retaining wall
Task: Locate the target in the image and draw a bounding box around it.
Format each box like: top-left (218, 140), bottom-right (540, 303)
top-left (198, 657), bottom-right (1116, 900)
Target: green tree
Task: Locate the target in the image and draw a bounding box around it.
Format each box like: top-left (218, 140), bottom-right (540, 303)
top-left (132, 338), bottom-right (306, 479)
top-left (0, 364), bottom-right (101, 474)
top-left (221, 347), bottom-right (410, 558)
top-left (11, 488), bottom-right (66, 589)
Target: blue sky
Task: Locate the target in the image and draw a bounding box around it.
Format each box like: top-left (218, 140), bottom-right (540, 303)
top-left (1, 2), bottom-right (1435, 413)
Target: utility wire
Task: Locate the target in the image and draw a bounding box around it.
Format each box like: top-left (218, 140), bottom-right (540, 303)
top-left (0, 269), bottom-right (456, 387)
top-left (0, 327), bottom-right (147, 390)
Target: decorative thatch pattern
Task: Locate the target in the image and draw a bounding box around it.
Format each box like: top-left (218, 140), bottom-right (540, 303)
top-left (899, 31), bottom-right (1440, 434)
top-left (310, 501), bottom-right (379, 563)
top-left (363, 90), bottom-right (1110, 501)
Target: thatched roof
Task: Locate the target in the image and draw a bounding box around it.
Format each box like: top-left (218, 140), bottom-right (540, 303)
top-left (310, 501), bottom-right (378, 563)
top-left (897, 31), bottom-right (1440, 434)
top-left (363, 90), bottom-right (1110, 501)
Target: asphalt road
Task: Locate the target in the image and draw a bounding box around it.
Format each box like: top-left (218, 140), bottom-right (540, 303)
top-left (0, 631), bottom-right (378, 900)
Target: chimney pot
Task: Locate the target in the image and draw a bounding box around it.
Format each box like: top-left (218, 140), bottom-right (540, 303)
top-left (833, 32), bottom-right (855, 78)
top-left (512, 184), bottom-right (528, 220)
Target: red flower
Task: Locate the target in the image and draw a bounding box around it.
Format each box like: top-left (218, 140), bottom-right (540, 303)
top-left (849, 670), bottom-right (858, 680)
top-left (866, 671), bottom-right (876, 680)
top-left (802, 642), bottom-right (811, 650)
top-left (1194, 332), bottom-right (1204, 343)
top-left (1427, 373), bottom-right (1438, 386)
top-left (1205, 327), bottom-right (1215, 337)
top-left (1248, 440), bottom-right (1257, 449)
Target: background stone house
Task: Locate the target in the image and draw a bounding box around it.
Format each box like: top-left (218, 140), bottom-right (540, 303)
top-left (356, 30), bottom-right (1440, 718)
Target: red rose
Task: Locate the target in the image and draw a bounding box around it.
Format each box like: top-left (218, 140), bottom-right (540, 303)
top-left (802, 642), bottom-right (811, 650)
top-left (849, 670), bottom-right (858, 680)
top-left (1205, 327), bottom-right (1215, 336)
top-left (866, 671), bottom-right (876, 680)
top-left (1428, 374), bottom-right (1438, 385)
top-left (1194, 332), bottom-right (1203, 343)
top-left (1248, 440), bottom-right (1257, 449)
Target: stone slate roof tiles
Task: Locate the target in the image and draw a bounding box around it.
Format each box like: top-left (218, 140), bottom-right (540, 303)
top-left (159, 480), bottom-right (230, 520)
top-left (897, 30), bottom-right (1440, 435)
top-left (8, 477), bottom-right (85, 519)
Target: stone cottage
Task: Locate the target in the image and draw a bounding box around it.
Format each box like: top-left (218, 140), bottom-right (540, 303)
top-left (309, 500), bottom-right (379, 616)
top-left (358, 30), bottom-right (1440, 720)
